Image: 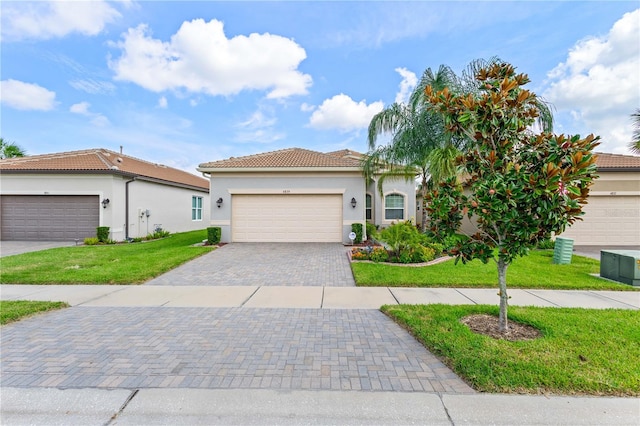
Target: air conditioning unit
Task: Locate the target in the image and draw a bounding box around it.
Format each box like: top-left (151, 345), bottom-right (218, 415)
top-left (600, 250), bottom-right (640, 287)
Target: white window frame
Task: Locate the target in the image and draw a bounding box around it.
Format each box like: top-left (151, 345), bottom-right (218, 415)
top-left (192, 196), bottom-right (203, 221)
top-left (383, 192), bottom-right (406, 222)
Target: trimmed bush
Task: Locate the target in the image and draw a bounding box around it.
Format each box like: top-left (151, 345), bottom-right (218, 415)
top-left (96, 226), bottom-right (110, 243)
top-left (351, 223), bottom-right (363, 244)
top-left (207, 227), bottom-right (221, 245)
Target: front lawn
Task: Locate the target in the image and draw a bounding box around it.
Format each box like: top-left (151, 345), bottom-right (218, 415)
top-left (383, 304), bottom-right (640, 396)
top-left (0, 230), bottom-right (213, 284)
top-left (352, 250), bottom-right (636, 290)
top-left (0, 300), bottom-right (69, 325)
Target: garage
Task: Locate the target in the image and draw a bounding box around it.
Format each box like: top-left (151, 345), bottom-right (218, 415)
top-left (1, 195), bottom-right (99, 241)
top-left (231, 194), bottom-right (342, 242)
top-left (561, 194), bottom-right (640, 245)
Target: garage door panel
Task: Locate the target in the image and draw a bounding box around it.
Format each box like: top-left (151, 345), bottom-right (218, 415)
top-left (1, 195), bottom-right (99, 241)
top-left (561, 196), bottom-right (640, 245)
top-left (232, 194), bottom-right (342, 242)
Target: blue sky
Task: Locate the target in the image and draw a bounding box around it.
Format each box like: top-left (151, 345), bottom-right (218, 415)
top-left (1, 1), bottom-right (639, 175)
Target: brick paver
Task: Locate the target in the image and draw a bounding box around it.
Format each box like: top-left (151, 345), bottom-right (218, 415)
top-left (0, 306), bottom-right (474, 394)
top-left (146, 243), bottom-right (356, 286)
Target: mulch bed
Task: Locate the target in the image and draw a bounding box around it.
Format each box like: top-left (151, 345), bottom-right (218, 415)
top-left (461, 314), bottom-right (542, 341)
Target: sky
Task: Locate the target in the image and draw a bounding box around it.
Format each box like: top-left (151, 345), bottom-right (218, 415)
top-left (1, 1), bottom-right (639, 176)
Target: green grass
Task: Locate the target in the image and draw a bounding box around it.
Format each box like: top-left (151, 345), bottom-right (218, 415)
top-left (352, 250), bottom-right (636, 290)
top-left (0, 300), bottom-right (69, 325)
top-left (382, 304), bottom-right (640, 396)
top-left (0, 230), bottom-right (213, 284)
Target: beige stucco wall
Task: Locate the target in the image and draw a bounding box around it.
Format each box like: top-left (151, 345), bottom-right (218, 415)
top-left (367, 177), bottom-right (418, 229)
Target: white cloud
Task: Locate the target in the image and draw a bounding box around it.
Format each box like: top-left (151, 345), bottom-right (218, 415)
top-left (69, 79), bottom-right (116, 95)
top-left (109, 19), bottom-right (312, 99)
top-left (1, 1), bottom-right (121, 41)
top-left (308, 94), bottom-right (384, 132)
top-left (157, 96), bottom-right (168, 109)
top-left (234, 109), bottom-right (284, 143)
top-left (70, 101), bottom-right (110, 127)
top-left (543, 9), bottom-right (640, 154)
top-left (0, 79), bottom-right (56, 110)
top-left (70, 102), bottom-right (91, 115)
top-left (394, 67), bottom-right (418, 105)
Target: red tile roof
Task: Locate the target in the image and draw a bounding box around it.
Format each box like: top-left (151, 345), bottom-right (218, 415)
top-left (594, 152), bottom-right (640, 170)
top-left (0, 149), bottom-right (209, 190)
top-left (198, 148), bottom-right (362, 170)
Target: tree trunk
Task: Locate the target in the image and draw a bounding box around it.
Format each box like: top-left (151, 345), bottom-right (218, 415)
top-left (497, 258), bottom-right (509, 332)
top-left (420, 175), bottom-right (428, 232)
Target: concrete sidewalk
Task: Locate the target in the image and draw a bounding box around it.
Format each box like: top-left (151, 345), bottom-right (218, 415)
top-left (1, 388), bottom-right (638, 425)
top-left (1, 284), bottom-right (639, 309)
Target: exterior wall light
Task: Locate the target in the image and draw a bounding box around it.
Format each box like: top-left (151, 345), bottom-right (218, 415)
top-left (351, 197), bottom-right (357, 208)
top-left (101, 198), bottom-right (110, 209)
top-left (216, 197), bottom-right (223, 208)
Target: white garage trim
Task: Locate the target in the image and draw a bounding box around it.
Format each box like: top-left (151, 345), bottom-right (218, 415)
top-left (229, 188), bottom-right (346, 195)
top-left (231, 194), bottom-right (342, 242)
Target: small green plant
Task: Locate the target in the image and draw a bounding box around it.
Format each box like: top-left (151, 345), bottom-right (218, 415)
top-left (370, 247), bottom-right (389, 263)
top-left (378, 221), bottom-right (429, 261)
top-left (207, 227), bottom-right (221, 245)
top-left (131, 237), bottom-right (144, 243)
top-left (365, 222), bottom-right (378, 241)
top-left (84, 237), bottom-right (99, 246)
top-left (537, 238), bottom-right (555, 250)
top-left (96, 226), bottom-right (110, 243)
top-left (351, 223), bottom-right (363, 244)
top-left (146, 226), bottom-right (170, 240)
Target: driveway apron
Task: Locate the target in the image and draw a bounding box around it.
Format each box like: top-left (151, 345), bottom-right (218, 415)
top-left (146, 243), bottom-right (356, 286)
top-left (0, 306), bottom-right (474, 393)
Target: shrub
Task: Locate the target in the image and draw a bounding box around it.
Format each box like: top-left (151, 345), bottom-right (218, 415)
top-left (146, 227), bottom-right (170, 240)
top-left (96, 226), bottom-right (110, 243)
top-left (84, 237), bottom-right (99, 246)
top-left (365, 222), bottom-right (378, 241)
top-left (207, 227), bottom-right (221, 245)
top-left (537, 238), bottom-right (555, 250)
top-left (370, 247), bottom-right (389, 263)
top-left (131, 237), bottom-right (144, 243)
top-left (351, 223), bottom-right (363, 244)
top-left (378, 221), bottom-right (429, 261)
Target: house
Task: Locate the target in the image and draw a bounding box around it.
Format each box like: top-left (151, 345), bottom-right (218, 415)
top-left (559, 152), bottom-right (640, 246)
top-left (0, 149), bottom-right (210, 242)
top-left (197, 148), bottom-right (416, 243)
top-left (417, 152), bottom-right (640, 246)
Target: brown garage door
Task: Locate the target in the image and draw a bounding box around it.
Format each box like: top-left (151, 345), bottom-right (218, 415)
top-left (1, 195), bottom-right (99, 241)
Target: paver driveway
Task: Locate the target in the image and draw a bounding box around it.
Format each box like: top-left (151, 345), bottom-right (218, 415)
top-left (0, 306), bottom-right (474, 393)
top-left (146, 243), bottom-right (356, 286)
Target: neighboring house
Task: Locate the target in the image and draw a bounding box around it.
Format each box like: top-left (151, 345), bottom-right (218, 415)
top-left (0, 149), bottom-right (210, 242)
top-left (417, 152), bottom-right (640, 246)
top-left (559, 152), bottom-right (640, 246)
top-left (197, 148), bottom-right (416, 243)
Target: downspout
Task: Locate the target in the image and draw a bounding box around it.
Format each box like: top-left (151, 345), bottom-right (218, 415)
top-left (125, 177), bottom-right (136, 240)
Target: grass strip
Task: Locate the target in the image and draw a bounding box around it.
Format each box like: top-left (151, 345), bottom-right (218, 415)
top-left (353, 250), bottom-right (636, 290)
top-left (1, 300), bottom-right (69, 325)
top-left (0, 229), bottom-right (213, 284)
top-left (382, 304), bottom-right (640, 396)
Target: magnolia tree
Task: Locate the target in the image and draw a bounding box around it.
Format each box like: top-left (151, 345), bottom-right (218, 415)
top-left (424, 62), bottom-right (599, 332)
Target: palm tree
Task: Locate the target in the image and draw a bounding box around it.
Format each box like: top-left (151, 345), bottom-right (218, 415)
top-left (629, 109), bottom-right (640, 155)
top-left (363, 64), bottom-right (467, 230)
top-left (0, 138), bottom-right (26, 159)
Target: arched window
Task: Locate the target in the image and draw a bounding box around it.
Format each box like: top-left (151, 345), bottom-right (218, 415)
top-left (365, 194), bottom-right (372, 221)
top-left (384, 193), bottom-right (404, 220)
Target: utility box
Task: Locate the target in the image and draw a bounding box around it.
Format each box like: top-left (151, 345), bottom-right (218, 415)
top-left (552, 237), bottom-right (574, 264)
top-left (600, 250), bottom-right (640, 287)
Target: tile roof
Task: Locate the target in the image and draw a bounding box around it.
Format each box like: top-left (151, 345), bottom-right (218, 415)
top-left (0, 148), bottom-right (209, 190)
top-left (325, 149), bottom-right (365, 160)
top-left (594, 152), bottom-right (640, 170)
top-left (198, 148), bottom-right (362, 170)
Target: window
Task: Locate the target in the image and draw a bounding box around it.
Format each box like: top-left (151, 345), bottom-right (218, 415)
top-left (365, 194), bottom-right (372, 221)
top-left (384, 193), bottom-right (404, 220)
top-left (192, 196), bottom-right (203, 221)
